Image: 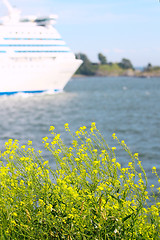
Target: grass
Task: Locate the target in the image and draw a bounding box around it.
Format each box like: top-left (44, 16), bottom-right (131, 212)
top-left (97, 64), bottom-right (127, 76)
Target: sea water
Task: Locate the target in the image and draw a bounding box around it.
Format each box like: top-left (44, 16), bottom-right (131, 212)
top-left (0, 76), bottom-right (159, 189)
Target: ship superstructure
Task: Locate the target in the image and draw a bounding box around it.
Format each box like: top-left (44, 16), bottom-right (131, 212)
top-left (0, 0), bottom-right (82, 94)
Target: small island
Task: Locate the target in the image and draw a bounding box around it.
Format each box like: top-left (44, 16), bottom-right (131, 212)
top-left (75, 53), bottom-right (160, 78)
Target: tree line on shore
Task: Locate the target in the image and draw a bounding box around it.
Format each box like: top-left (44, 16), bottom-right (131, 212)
top-left (75, 53), bottom-right (160, 76)
top-left (75, 53), bottom-right (134, 76)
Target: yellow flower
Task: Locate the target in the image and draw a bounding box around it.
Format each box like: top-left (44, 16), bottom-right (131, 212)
top-left (12, 212), bottom-right (18, 217)
top-left (93, 149), bottom-right (97, 153)
top-left (43, 161), bottom-right (49, 166)
top-left (72, 140), bottom-right (78, 147)
top-left (97, 185), bottom-right (104, 191)
top-left (39, 199), bottom-right (45, 206)
top-left (45, 142), bottom-right (49, 148)
top-left (128, 162), bottom-right (133, 167)
top-left (121, 140), bottom-right (125, 145)
top-left (152, 166), bottom-right (156, 173)
top-left (64, 123), bottom-right (70, 131)
top-left (90, 122), bottom-right (96, 132)
top-left (64, 123), bottom-right (69, 128)
top-left (93, 160), bottom-right (100, 166)
top-left (75, 130), bottom-right (80, 136)
top-left (42, 137), bottom-right (48, 142)
top-left (11, 220), bottom-right (16, 225)
top-left (28, 140), bottom-right (32, 146)
top-left (68, 213), bottom-right (74, 219)
top-left (116, 162), bottom-right (121, 169)
top-left (46, 204), bottom-right (52, 212)
top-left (112, 147), bottom-right (116, 151)
top-left (134, 153), bottom-right (139, 159)
top-left (86, 138), bottom-right (92, 143)
top-left (112, 133), bottom-right (116, 139)
top-left (49, 126), bottom-right (55, 131)
top-left (91, 122), bottom-right (96, 127)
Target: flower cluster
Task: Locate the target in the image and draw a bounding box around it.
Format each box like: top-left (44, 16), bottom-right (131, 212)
top-left (0, 123), bottom-right (159, 239)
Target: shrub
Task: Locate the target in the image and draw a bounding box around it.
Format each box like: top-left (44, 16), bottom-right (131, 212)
top-left (0, 123), bottom-right (160, 239)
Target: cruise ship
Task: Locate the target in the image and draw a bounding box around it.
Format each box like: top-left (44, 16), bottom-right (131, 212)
top-left (0, 0), bottom-right (82, 95)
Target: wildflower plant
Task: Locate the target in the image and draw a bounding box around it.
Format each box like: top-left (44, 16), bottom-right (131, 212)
top-left (0, 123), bottom-right (160, 239)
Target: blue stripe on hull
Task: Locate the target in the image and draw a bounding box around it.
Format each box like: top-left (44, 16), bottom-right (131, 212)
top-left (0, 89), bottom-right (61, 95)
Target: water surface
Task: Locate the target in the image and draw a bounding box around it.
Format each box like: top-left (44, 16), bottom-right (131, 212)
top-left (0, 76), bottom-right (159, 188)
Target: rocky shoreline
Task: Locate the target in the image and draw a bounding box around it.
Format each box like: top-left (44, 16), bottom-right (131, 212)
top-left (74, 69), bottom-right (160, 78)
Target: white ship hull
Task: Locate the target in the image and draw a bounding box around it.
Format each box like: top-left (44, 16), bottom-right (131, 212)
top-left (0, 58), bottom-right (82, 94)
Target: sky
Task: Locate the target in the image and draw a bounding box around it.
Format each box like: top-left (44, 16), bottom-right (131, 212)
top-left (0, 0), bottom-right (160, 67)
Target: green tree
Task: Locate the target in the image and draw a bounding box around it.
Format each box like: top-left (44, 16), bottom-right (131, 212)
top-left (75, 53), bottom-right (95, 75)
top-left (145, 63), bottom-right (152, 71)
top-left (98, 53), bottom-right (107, 65)
top-left (118, 58), bottom-right (134, 69)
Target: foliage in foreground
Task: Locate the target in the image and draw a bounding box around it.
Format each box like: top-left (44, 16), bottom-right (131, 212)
top-left (0, 123), bottom-right (160, 239)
